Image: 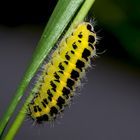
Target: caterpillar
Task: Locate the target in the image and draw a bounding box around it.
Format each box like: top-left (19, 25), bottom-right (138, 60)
top-left (28, 22), bottom-right (97, 124)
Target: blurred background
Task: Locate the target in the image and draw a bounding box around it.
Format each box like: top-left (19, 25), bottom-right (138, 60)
top-left (0, 0), bottom-right (140, 140)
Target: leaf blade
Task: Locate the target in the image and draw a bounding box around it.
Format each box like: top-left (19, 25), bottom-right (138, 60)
top-left (0, 0), bottom-right (84, 137)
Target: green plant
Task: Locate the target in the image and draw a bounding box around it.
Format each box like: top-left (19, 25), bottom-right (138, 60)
top-left (0, 0), bottom-right (95, 139)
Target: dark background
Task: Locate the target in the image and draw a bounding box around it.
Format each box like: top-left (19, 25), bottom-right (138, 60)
top-left (0, 0), bottom-right (140, 140)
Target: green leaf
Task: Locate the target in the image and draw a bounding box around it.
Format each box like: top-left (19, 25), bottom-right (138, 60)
top-left (0, 0), bottom-right (95, 139)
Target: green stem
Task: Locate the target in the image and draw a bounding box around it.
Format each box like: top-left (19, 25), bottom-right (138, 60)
top-left (3, 0), bottom-right (95, 139)
top-left (66, 0), bottom-right (95, 37)
top-left (0, 0), bottom-right (84, 137)
top-left (4, 94), bottom-right (34, 140)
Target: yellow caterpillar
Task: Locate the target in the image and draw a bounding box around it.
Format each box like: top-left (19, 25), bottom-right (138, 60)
top-left (28, 22), bottom-right (96, 123)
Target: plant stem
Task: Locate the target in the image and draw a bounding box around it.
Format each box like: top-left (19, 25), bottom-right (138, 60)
top-left (0, 0), bottom-right (84, 137)
top-left (4, 94), bottom-right (34, 140)
top-left (3, 0), bottom-right (95, 139)
top-left (66, 0), bottom-right (95, 37)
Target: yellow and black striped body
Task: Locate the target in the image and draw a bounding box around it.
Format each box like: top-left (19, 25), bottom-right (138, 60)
top-left (28, 22), bottom-right (96, 123)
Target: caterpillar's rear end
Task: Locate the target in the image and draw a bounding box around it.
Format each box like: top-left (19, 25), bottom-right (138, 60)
top-left (28, 22), bottom-right (97, 124)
